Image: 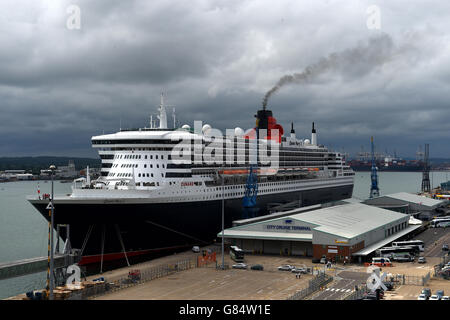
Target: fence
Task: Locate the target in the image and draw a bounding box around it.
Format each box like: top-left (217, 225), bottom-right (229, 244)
top-left (286, 272), bottom-right (333, 300)
top-left (343, 284), bottom-right (368, 300)
top-left (396, 273), bottom-right (430, 286)
top-left (434, 253), bottom-right (450, 279)
top-left (67, 258), bottom-right (198, 300)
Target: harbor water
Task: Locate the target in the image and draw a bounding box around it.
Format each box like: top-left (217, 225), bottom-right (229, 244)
top-left (0, 171), bottom-right (449, 299)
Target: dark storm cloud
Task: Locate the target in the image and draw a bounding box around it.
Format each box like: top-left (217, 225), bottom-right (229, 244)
top-left (1, 0), bottom-right (450, 158)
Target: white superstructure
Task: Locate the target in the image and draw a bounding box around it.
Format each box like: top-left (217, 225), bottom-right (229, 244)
top-left (75, 98), bottom-right (354, 204)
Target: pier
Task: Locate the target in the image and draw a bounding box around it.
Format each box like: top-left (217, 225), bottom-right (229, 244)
top-left (0, 253), bottom-right (80, 281)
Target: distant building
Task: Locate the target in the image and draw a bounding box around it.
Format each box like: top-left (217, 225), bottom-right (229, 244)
top-left (16, 173), bottom-right (34, 180)
top-left (1, 170), bottom-right (35, 180)
top-left (39, 161), bottom-right (79, 179)
top-left (363, 192), bottom-right (448, 220)
top-left (57, 160), bottom-right (78, 178)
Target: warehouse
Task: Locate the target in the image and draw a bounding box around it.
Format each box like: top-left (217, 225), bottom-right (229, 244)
top-left (363, 192), bottom-right (448, 220)
top-left (219, 202), bottom-right (419, 263)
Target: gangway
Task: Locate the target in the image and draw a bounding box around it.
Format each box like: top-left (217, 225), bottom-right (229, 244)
top-left (0, 252), bottom-right (80, 281)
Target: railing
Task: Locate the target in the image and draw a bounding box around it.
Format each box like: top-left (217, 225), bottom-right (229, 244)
top-left (286, 272), bottom-right (333, 300)
top-left (434, 253), bottom-right (450, 279)
top-left (342, 285), bottom-right (368, 300)
top-left (386, 272), bottom-right (431, 286)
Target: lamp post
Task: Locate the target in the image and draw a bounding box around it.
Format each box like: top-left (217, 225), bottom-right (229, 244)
top-left (220, 167), bottom-right (225, 270)
top-left (49, 164), bottom-right (56, 300)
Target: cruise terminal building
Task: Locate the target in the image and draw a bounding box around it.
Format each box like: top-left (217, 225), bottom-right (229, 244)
top-left (219, 202), bottom-right (420, 262)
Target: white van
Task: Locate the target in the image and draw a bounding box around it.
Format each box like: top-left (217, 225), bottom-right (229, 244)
top-left (192, 246), bottom-right (200, 253)
top-left (372, 257), bottom-right (391, 266)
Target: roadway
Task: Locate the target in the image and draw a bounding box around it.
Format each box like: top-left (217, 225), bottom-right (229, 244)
top-left (310, 271), bottom-right (369, 300)
top-left (411, 228), bottom-right (450, 257)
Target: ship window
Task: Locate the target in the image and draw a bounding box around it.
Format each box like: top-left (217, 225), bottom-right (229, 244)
top-left (138, 173), bottom-right (141, 177)
top-left (144, 164), bottom-right (147, 168)
top-left (147, 173), bottom-right (149, 177)
top-left (150, 155), bottom-right (153, 159)
top-left (157, 164), bottom-right (159, 168)
top-left (145, 155), bottom-right (147, 159)
top-left (156, 155), bottom-right (159, 159)
top-left (161, 155), bottom-right (164, 159)
top-left (150, 164), bottom-right (153, 168)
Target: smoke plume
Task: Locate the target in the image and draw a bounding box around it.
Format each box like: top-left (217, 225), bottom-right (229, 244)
top-left (262, 33), bottom-right (398, 108)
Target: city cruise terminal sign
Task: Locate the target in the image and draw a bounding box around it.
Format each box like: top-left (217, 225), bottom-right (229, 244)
top-left (264, 219), bottom-right (311, 232)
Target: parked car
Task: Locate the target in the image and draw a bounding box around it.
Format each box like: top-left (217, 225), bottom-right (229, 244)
top-left (429, 295), bottom-right (440, 300)
top-left (443, 244), bottom-right (449, 251)
top-left (278, 265), bottom-right (294, 271)
top-left (417, 293), bottom-right (428, 300)
top-left (362, 293), bottom-right (378, 300)
top-left (383, 281), bottom-right (394, 291)
top-left (438, 269), bottom-right (450, 277)
top-left (421, 288), bottom-right (432, 299)
top-left (442, 296), bottom-right (450, 300)
top-left (232, 263), bottom-right (248, 270)
top-left (251, 264), bottom-right (264, 271)
top-left (418, 257), bottom-right (427, 264)
top-left (192, 246), bottom-right (200, 253)
top-left (436, 290), bottom-right (445, 299)
top-left (291, 267), bottom-right (308, 274)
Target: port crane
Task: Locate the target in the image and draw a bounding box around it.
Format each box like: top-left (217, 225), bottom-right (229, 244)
top-left (369, 136), bottom-right (380, 198)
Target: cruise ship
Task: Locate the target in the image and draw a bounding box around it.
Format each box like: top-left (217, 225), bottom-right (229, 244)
top-left (28, 95), bottom-right (354, 264)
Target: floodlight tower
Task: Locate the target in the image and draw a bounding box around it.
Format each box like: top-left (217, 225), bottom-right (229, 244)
top-left (369, 136), bottom-right (380, 198)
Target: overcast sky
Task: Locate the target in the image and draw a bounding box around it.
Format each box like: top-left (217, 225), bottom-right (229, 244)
top-left (1, 0), bottom-right (449, 158)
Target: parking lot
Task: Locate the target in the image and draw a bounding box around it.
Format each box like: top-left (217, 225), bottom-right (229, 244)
top-left (95, 254), bottom-right (316, 300)
top-left (384, 278), bottom-right (450, 300)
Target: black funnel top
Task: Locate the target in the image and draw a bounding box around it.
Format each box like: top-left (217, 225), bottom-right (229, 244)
top-left (255, 109), bottom-right (273, 130)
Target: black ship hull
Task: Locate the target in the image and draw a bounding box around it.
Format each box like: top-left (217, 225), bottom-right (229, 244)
top-left (29, 184), bottom-right (353, 265)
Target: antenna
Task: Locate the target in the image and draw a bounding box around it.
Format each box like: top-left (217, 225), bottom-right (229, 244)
top-left (156, 92), bottom-right (174, 129)
top-left (172, 107), bottom-right (176, 129)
